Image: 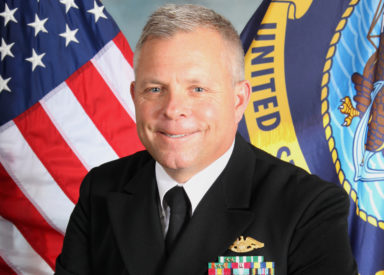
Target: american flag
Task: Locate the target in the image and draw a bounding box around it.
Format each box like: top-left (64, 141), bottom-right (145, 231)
top-left (0, 0), bottom-right (143, 273)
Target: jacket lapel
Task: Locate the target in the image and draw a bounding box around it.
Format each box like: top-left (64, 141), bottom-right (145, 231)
top-left (162, 134), bottom-right (258, 274)
top-left (107, 159), bottom-right (165, 275)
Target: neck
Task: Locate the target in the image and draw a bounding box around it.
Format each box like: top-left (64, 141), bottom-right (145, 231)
top-left (161, 139), bottom-right (236, 183)
top-left (163, 167), bottom-right (197, 184)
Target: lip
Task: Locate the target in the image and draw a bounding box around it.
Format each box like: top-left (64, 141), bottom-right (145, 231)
top-left (157, 130), bottom-right (200, 139)
top-left (163, 133), bottom-right (187, 138)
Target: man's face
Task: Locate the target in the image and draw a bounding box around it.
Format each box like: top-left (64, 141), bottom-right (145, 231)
top-left (131, 28), bottom-right (249, 182)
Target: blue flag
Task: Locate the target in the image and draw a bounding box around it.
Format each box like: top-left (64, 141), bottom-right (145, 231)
top-left (240, 0), bottom-right (384, 274)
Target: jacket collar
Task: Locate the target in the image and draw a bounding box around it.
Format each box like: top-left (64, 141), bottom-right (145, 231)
top-left (107, 158), bottom-right (166, 275)
top-left (162, 134), bottom-right (257, 274)
top-left (107, 133), bottom-right (258, 275)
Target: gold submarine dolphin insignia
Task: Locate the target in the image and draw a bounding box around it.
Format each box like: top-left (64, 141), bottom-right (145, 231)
top-left (229, 236), bottom-right (265, 253)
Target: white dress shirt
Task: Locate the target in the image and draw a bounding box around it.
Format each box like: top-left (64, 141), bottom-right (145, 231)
top-left (155, 141), bottom-right (234, 236)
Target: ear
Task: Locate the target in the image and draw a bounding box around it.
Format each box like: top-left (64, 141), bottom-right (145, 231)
top-left (130, 81), bottom-right (136, 101)
top-left (234, 80), bottom-right (251, 123)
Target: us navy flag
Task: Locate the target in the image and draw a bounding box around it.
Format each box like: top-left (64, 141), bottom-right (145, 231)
top-left (239, 0), bottom-right (384, 274)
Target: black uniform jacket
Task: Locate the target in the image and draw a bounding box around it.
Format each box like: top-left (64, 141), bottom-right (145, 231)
top-left (55, 134), bottom-right (357, 275)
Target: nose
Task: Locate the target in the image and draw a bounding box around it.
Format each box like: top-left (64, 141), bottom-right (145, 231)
top-left (162, 89), bottom-right (190, 119)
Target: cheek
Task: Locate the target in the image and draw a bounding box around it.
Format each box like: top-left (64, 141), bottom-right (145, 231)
top-left (195, 101), bottom-right (234, 134)
top-left (203, 98), bottom-right (235, 121)
top-left (199, 104), bottom-right (217, 119)
top-left (134, 105), bottom-right (154, 141)
top-left (135, 102), bottom-right (157, 123)
top-left (193, 101), bottom-right (219, 127)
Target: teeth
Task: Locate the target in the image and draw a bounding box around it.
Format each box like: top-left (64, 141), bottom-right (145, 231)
top-left (165, 133), bottom-right (186, 138)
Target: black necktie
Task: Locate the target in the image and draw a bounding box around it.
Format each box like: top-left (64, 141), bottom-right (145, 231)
top-left (164, 186), bottom-right (191, 253)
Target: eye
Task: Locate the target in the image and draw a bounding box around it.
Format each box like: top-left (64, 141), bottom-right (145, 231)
top-left (149, 87), bottom-right (161, 93)
top-left (193, 87), bottom-right (204, 93)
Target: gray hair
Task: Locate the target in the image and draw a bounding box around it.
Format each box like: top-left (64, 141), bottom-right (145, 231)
top-left (133, 4), bottom-right (244, 83)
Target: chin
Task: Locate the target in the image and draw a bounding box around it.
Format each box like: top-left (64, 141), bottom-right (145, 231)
top-left (160, 158), bottom-right (192, 171)
top-left (156, 152), bottom-right (197, 171)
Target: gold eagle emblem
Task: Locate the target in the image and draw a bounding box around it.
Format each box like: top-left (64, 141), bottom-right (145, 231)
top-left (229, 236), bottom-right (264, 253)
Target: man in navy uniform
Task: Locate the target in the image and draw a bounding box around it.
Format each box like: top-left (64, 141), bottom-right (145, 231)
top-left (56, 4), bottom-right (357, 274)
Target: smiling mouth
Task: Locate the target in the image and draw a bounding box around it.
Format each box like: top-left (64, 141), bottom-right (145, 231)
top-left (159, 131), bottom-right (197, 139)
top-left (164, 133), bottom-right (187, 138)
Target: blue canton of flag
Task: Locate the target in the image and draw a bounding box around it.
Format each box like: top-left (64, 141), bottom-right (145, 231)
top-left (0, 0), bottom-right (118, 123)
top-left (0, 0), bottom-right (143, 274)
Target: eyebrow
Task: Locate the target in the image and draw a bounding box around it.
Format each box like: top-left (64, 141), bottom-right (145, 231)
top-left (138, 79), bottom-right (165, 86)
top-left (138, 78), bottom-right (207, 86)
top-left (185, 79), bottom-right (205, 84)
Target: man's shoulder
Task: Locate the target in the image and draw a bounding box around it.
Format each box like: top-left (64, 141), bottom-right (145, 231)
top-left (237, 135), bottom-right (309, 179)
top-left (96, 150), bottom-right (153, 173)
top-left (235, 138), bottom-right (350, 234)
top-left (83, 150), bottom-right (154, 192)
top-left (237, 137), bottom-right (347, 203)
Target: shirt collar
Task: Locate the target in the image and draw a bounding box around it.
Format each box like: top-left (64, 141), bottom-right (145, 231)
top-left (156, 141), bottom-right (234, 214)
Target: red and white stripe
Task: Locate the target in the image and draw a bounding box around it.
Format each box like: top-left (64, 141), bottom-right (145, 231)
top-left (0, 32), bottom-right (144, 274)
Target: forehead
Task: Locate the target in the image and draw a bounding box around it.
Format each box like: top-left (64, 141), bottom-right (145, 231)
top-left (135, 28), bottom-right (231, 82)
